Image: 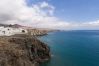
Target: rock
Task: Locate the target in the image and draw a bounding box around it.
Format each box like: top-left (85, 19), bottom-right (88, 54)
top-left (0, 36), bottom-right (50, 66)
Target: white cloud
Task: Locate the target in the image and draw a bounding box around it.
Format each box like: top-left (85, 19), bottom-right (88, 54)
top-left (39, 1), bottom-right (55, 15)
top-left (0, 0), bottom-right (70, 30)
top-left (40, 1), bottom-right (49, 8)
top-left (0, 0), bottom-right (99, 30)
top-left (68, 20), bottom-right (99, 30)
top-left (82, 20), bottom-right (99, 27)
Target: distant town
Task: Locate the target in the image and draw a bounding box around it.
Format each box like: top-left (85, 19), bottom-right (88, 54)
top-left (0, 24), bottom-right (54, 36)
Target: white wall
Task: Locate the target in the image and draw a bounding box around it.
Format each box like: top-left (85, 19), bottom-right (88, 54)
top-left (0, 26), bottom-right (28, 36)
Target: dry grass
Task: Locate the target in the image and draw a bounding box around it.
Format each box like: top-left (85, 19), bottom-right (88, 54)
top-left (0, 37), bottom-right (35, 66)
top-left (0, 36), bottom-right (50, 66)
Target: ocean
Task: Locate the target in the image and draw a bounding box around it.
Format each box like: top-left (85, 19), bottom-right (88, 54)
top-left (39, 30), bottom-right (99, 66)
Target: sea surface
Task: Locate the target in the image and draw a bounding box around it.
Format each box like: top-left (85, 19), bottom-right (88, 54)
top-left (39, 30), bottom-right (99, 66)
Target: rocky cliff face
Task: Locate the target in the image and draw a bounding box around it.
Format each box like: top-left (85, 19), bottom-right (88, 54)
top-left (0, 36), bottom-right (50, 66)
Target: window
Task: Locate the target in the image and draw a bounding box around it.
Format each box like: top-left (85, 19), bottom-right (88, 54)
top-left (2, 31), bottom-right (5, 34)
top-left (8, 29), bottom-right (10, 30)
top-left (22, 30), bottom-right (25, 33)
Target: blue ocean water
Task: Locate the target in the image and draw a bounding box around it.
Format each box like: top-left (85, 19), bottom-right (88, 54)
top-left (39, 30), bottom-right (99, 66)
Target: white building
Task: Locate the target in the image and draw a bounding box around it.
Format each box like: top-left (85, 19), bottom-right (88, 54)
top-left (0, 26), bottom-right (28, 36)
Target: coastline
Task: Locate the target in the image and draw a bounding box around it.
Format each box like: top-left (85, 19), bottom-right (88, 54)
top-left (0, 35), bottom-right (51, 66)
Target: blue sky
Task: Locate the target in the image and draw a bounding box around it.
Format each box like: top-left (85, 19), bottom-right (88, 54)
top-left (1, 0), bottom-right (99, 30)
top-left (27, 0), bottom-right (99, 22)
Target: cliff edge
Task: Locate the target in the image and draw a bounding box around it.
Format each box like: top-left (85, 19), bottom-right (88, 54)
top-left (0, 36), bottom-right (50, 66)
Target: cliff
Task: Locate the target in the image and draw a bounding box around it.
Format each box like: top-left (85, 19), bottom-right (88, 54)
top-left (0, 36), bottom-right (50, 66)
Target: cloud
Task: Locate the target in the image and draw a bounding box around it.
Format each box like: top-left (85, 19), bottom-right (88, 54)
top-left (39, 1), bottom-right (55, 15)
top-left (0, 0), bottom-right (70, 30)
top-left (82, 20), bottom-right (99, 27)
top-left (80, 20), bottom-right (99, 30)
top-left (0, 0), bottom-right (99, 30)
top-left (67, 20), bottom-right (99, 30)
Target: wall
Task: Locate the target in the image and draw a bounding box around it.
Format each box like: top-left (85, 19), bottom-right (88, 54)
top-left (0, 26), bottom-right (28, 36)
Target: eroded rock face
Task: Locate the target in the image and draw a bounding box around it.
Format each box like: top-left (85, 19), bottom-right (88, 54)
top-left (0, 37), bottom-right (50, 66)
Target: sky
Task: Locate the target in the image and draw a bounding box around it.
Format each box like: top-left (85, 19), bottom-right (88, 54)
top-left (0, 0), bottom-right (99, 30)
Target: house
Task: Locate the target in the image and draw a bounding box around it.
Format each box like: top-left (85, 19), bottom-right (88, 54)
top-left (0, 26), bottom-right (28, 36)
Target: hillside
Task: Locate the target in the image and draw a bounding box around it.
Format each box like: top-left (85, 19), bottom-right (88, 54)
top-left (0, 36), bottom-right (50, 66)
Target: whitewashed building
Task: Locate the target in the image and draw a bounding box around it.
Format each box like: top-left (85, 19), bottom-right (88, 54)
top-left (0, 26), bottom-right (28, 36)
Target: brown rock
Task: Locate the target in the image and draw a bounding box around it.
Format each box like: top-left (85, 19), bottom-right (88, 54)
top-left (0, 36), bottom-right (50, 66)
